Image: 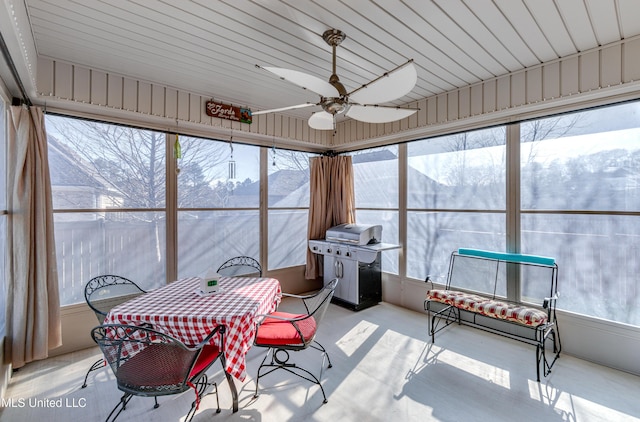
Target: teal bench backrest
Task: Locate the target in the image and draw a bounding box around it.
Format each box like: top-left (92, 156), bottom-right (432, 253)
top-left (457, 248), bottom-right (556, 267)
top-left (449, 248), bottom-right (558, 301)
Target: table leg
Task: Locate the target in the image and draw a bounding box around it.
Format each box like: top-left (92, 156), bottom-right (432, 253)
top-left (224, 370), bottom-right (239, 412)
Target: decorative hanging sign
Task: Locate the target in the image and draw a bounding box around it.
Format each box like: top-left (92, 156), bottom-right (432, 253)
top-left (205, 101), bottom-right (252, 124)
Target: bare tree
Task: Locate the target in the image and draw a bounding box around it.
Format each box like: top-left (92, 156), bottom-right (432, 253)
top-left (46, 117), bottom-right (230, 211)
top-left (270, 148), bottom-right (314, 172)
top-left (521, 114), bottom-right (581, 163)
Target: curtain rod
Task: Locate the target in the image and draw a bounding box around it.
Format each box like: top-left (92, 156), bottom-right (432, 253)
top-left (0, 30), bottom-right (32, 107)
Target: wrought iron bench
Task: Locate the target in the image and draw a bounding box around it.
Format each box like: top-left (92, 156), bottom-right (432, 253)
top-left (424, 248), bottom-right (561, 381)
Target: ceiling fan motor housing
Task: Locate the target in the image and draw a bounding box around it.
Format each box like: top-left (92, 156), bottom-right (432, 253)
top-left (322, 29), bottom-right (346, 46)
top-left (320, 97), bottom-right (348, 115)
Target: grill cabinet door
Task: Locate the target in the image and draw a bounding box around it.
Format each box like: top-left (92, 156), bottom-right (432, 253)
top-left (324, 256), bottom-right (359, 305)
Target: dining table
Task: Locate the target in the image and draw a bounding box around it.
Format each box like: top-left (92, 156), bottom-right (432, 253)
top-left (104, 276), bottom-right (282, 412)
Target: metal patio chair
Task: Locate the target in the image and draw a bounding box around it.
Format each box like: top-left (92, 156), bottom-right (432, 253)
top-left (253, 278), bottom-right (339, 404)
top-left (82, 275), bottom-right (146, 388)
top-left (217, 256), bottom-right (262, 277)
top-left (92, 323), bottom-right (225, 422)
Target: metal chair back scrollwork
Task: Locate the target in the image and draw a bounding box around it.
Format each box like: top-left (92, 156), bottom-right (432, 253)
top-left (217, 256), bottom-right (262, 277)
top-left (82, 275), bottom-right (146, 388)
top-left (92, 323), bottom-right (225, 422)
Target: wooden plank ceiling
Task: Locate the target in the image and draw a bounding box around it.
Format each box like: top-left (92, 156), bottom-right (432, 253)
top-left (21, 0), bottom-right (640, 124)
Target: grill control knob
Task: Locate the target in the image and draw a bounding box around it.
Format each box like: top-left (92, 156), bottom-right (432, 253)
top-left (327, 248), bottom-right (332, 253)
top-left (336, 250), bottom-right (341, 255)
top-left (345, 251), bottom-right (351, 257)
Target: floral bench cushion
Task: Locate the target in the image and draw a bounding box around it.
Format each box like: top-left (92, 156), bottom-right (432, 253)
top-left (426, 289), bottom-right (548, 327)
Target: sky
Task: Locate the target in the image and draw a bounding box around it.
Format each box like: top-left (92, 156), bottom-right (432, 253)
top-left (408, 126), bottom-right (640, 184)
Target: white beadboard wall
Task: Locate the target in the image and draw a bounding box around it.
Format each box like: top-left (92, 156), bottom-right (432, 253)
top-left (36, 57), bottom-right (331, 150)
top-left (36, 37), bottom-right (640, 151)
top-left (334, 37), bottom-right (640, 150)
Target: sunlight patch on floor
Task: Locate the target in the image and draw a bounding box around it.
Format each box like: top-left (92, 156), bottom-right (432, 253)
top-left (336, 320), bottom-right (379, 357)
top-left (528, 379), bottom-right (640, 421)
top-left (438, 348), bottom-right (512, 389)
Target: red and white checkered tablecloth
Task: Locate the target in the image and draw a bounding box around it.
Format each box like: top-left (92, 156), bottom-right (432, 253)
top-left (104, 276), bottom-right (282, 381)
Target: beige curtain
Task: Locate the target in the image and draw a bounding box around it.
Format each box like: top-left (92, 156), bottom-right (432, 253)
top-left (5, 105), bottom-right (61, 368)
top-left (305, 155), bottom-right (356, 279)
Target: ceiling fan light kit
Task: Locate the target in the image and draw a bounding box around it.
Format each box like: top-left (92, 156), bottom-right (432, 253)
top-left (254, 28), bottom-right (418, 130)
top-left (308, 111), bottom-right (335, 130)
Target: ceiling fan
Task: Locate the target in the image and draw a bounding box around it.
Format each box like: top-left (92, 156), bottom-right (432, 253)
top-left (253, 29), bottom-right (418, 130)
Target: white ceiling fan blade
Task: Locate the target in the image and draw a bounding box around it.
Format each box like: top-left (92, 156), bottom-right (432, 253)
top-left (349, 60), bottom-right (417, 104)
top-left (257, 65), bottom-right (338, 98)
top-left (252, 102), bottom-right (316, 115)
top-left (346, 105), bottom-right (418, 124)
top-left (308, 111), bottom-right (334, 130)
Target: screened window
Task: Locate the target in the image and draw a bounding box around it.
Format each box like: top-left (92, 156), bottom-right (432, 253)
top-left (46, 116), bottom-right (166, 305)
top-left (352, 146), bottom-right (399, 274)
top-left (521, 102), bottom-right (640, 325)
top-left (268, 149), bottom-right (314, 270)
top-left (0, 96), bottom-right (7, 336)
top-left (407, 127), bottom-right (506, 283)
top-left (176, 137), bottom-right (260, 278)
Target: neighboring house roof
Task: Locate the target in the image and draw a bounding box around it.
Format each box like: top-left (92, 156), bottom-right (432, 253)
top-left (228, 169), bottom-right (310, 208)
top-left (271, 182), bottom-right (309, 208)
top-left (48, 135), bottom-right (106, 188)
top-left (48, 135), bottom-right (117, 191)
top-left (351, 149), bottom-right (397, 163)
top-left (265, 151), bottom-right (445, 209)
top-left (267, 170), bottom-right (309, 197)
top-left (355, 157), bottom-right (444, 208)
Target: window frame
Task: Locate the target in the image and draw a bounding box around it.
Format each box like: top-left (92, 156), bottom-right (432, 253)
top-left (46, 98), bottom-right (640, 327)
top-left (0, 93), bottom-right (8, 337)
top-left (266, 149), bottom-right (315, 271)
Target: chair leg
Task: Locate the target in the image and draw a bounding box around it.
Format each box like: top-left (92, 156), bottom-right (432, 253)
top-left (81, 358), bottom-right (105, 388)
top-left (184, 374), bottom-right (221, 422)
top-left (105, 393), bottom-right (132, 422)
top-left (213, 382), bottom-right (220, 413)
top-left (254, 347), bottom-right (329, 404)
top-left (254, 348), bottom-right (273, 398)
top-left (310, 340), bottom-right (332, 369)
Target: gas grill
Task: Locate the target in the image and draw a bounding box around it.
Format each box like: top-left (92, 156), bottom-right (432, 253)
top-left (309, 223), bottom-right (399, 311)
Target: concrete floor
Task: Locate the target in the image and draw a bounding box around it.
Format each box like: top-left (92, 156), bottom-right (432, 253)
top-left (2, 299), bottom-right (640, 421)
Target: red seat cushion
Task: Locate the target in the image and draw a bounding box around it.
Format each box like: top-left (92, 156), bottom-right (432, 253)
top-left (190, 344), bottom-right (221, 378)
top-left (427, 289), bottom-right (548, 327)
top-left (255, 311), bottom-right (317, 346)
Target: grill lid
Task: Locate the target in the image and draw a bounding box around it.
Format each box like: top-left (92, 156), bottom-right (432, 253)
top-left (325, 223), bottom-right (382, 245)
